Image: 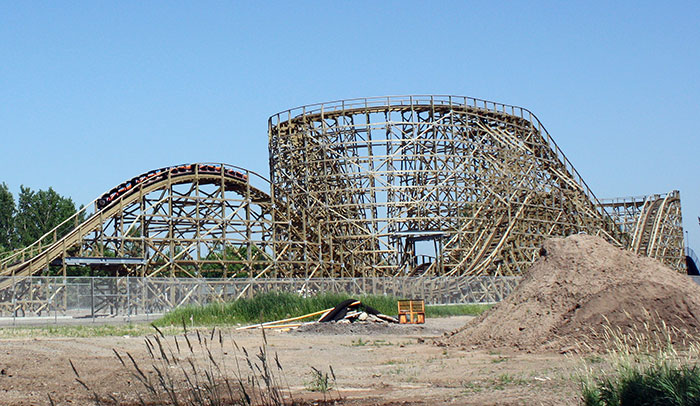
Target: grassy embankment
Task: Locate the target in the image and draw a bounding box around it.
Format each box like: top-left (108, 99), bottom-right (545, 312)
top-left (154, 291), bottom-right (491, 327)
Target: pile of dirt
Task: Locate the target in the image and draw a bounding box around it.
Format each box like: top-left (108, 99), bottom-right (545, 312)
top-left (444, 234), bottom-right (700, 352)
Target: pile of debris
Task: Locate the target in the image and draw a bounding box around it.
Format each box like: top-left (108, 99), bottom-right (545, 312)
top-left (317, 299), bottom-right (398, 324)
top-left (237, 299), bottom-right (398, 332)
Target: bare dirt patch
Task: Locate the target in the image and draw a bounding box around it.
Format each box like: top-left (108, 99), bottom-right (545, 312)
top-left (0, 316), bottom-right (580, 405)
top-left (445, 234), bottom-right (700, 352)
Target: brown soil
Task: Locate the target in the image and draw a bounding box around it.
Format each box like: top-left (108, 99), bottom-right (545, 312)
top-left (445, 234), bottom-right (700, 352)
top-left (0, 317), bottom-right (581, 405)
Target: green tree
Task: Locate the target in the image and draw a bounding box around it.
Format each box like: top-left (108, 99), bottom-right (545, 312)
top-left (201, 244), bottom-right (267, 278)
top-left (14, 186), bottom-right (78, 248)
top-left (0, 182), bottom-right (14, 251)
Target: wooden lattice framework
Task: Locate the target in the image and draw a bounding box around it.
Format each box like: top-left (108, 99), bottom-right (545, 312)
top-left (599, 191), bottom-right (685, 271)
top-left (0, 95), bottom-right (688, 288)
top-left (0, 164), bottom-right (274, 280)
top-left (269, 95), bottom-right (684, 277)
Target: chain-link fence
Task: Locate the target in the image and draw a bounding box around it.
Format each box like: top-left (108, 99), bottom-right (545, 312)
top-left (0, 276), bottom-right (520, 320)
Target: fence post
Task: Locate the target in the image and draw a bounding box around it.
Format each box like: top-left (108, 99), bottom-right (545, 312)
top-left (63, 275), bottom-right (67, 316)
top-left (127, 275), bottom-right (130, 323)
top-left (141, 277), bottom-right (146, 317)
top-left (90, 277), bottom-right (95, 321)
top-left (143, 278), bottom-right (148, 320)
top-left (12, 274), bottom-right (16, 324)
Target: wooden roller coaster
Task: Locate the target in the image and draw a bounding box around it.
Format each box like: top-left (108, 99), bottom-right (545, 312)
top-left (269, 95), bottom-right (686, 277)
top-left (0, 95), bottom-right (688, 285)
top-left (0, 163), bottom-right (274, 283)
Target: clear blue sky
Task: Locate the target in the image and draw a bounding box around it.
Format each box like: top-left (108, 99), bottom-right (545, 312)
top-left (1, 2), bottom-right (699, 250)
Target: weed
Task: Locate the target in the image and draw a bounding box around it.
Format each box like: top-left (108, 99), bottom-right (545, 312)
top-left (306, 367), bottom-right (334, 392)
top-left (461, 380), bottom-right (484, 394)
top-left (0, 323), bottom-right (177, 339)
top-left (491, 356), bottom-right (509, 364)
top-left (351, 338), bottom-right (368, 346)
top-left (578, 316), bottom-right (700, 406)
top-left (156, 292), bottom-right (399, 327)
top-left (70, 323), bottom-right (297, 405)
top-left (349, 338), bottom-right (392, 347)
top-left (371, 339), bottom-right (392, 347)
top-left (584, 355), bottom-right (605, 364)
top-left (388, 366), bottom-right (405, 376)
top-left (491, 373), bottom-right (528, 390)
top-left (305, 366), bottom-right (339, 403)
top-left (581, 361), bottom-right (700, 406)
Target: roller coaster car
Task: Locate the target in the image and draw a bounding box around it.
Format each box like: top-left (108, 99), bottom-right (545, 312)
top-left (96, 164), bottom-right (249, 210)
top-left (198, 164), bottom-right (221, 173)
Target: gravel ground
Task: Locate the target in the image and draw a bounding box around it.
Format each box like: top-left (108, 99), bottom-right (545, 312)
top-left (292, 317), bottom-right (461, 336)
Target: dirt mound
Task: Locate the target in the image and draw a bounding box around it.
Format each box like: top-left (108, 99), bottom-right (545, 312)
top-left (444, 234), bottom-right (700, 352)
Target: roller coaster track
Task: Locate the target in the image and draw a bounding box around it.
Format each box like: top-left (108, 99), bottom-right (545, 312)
top-left (269, 95), bottom-right (633, 278)
top-left (0, 95), bottom-right (688, 319)
top-left (0, 95), bottom-right (688, 289)
top-left (599, 191), bottom-right (685, 271)
top-left (0, 163), bottom-right (272, 283)
top-left (272, 96), bottom-right (617, 225)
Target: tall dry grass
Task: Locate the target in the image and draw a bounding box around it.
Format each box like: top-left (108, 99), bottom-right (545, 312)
top-left (68, 321), bottom-right (312, 405)
top-left (578, 313), bottom-right (700, 406)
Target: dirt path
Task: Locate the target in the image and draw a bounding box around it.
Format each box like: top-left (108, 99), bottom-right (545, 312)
top-left (0, 316), bottom-right (581, 405)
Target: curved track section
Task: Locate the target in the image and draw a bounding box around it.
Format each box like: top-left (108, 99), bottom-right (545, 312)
top-left (0, 163), bottom-right (273, 280)
top-left (269, 95), bottom-right (626, 278)
top-left (599, 191), bottom-right (685, 272)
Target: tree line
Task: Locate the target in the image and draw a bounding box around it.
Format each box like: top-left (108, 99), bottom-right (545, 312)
top-left (0, 183), bottom-right (79, 252)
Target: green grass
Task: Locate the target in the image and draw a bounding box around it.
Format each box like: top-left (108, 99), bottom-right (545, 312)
top-left (154, 292), bottom-right (491, 327)
top-left (0, 293), bottom-right (491, 337)
top-left (425, 303), bottom-right (492, 317)
top-left (582, 360), bottom-right (700, 405)
top-left (0, 323), bottom-right (179, 339)
top-left (154, 292), bottom-right (397, 327)
top-left (580, 321), bottom-right (700, 406)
